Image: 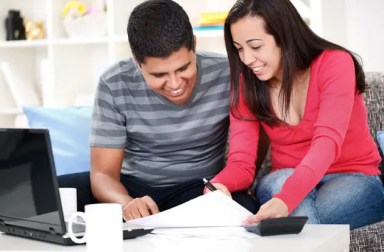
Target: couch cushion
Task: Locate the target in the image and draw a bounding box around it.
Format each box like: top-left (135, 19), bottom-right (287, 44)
top-left (365, 73), bottom-right (384, 172)
top-left (364, 72), bottom-right (384, 143)
top-left (350, 220), bottom-right (384, 252)
top-left (23, 106), bottom-right (92, 176)
top-left (378, 131), bottom-right (384, 153)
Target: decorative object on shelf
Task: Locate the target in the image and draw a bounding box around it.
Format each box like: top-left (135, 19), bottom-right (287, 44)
top-left (24, 20), bottom-right (45, 40)
top-left (62, 0), bottom-right (107, 38)
top-left (199, 11), bottom-right (228, 26)
top-left (5, 10), bottom-right (26, 40)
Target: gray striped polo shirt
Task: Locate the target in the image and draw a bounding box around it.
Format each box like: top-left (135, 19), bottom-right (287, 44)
top-left (90, 51), bottom-right (230, 187)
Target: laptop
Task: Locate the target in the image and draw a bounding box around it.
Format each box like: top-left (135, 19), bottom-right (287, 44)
top-left (0, 128), bottom-right (152, 245)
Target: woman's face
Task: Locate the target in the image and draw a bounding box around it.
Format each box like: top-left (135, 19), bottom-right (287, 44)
top-left (230, 15), bottom-right (282, 83)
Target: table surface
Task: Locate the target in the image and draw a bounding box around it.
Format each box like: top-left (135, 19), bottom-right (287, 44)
top-left (0, 224), bottom-right (349, 252)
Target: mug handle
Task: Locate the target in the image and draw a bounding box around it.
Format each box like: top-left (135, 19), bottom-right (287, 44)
top-left (68, 211), bottom-right (86, 244)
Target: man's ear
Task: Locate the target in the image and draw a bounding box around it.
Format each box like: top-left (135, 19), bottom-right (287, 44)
top-left (193, 35), bottom-right (197, 52)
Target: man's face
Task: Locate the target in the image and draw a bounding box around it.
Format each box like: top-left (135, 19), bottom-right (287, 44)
top-left (138, 47), bottom-right (197, 105)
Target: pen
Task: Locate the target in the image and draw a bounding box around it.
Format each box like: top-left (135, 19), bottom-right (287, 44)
top-left (203, 178), bottom-right (217, 191)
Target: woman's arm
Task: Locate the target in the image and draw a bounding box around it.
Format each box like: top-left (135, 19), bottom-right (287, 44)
top-left (211, 92), bottom-right (260, 191)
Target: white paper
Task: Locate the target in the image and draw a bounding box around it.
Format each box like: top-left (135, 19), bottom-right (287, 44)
top-left (124, 191), bottom-right (253, 229)
top-left (152, 226), bottom-right (256, 239)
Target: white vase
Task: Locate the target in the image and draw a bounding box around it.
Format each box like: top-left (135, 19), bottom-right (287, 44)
top-left (63, 13), bottom-right (107, 38)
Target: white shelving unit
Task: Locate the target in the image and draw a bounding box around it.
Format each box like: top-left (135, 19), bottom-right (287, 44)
top-left (0, 0), bottom-right (232, 127)
top-left (0, 0), bottom-right (318, 127)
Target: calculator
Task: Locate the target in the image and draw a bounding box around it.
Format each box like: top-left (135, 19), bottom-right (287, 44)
top-left (243, 216), bottom-right (308, 236)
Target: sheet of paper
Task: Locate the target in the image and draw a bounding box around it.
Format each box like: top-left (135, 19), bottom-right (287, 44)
top-left (124, 191), bottom-right (253, 228)
top-left (152, 226), bottom-right (257, 239)
top-left (135, 228), bottom-right (256, 252)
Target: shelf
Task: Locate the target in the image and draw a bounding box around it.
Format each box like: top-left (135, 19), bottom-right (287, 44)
top-left (0, 40), bottom-right (48, 48)
top-left (112, 26), bottom-right (224, 43)
top-left (111, 35), bottom-right (128, 43)
top-left (0, 108), bottom-right (22, 115)
top-left (0, 0), bottom-right (229, 125)
top-left (195, 26), bottom-right (224, 38)
top-left (0, 38), bottom-right (112, 47)
top-left (53, 37), bottom-right (109, 46)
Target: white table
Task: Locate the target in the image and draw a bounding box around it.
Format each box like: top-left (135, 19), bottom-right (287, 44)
top-left (0, 224), bottom-right (349, 252)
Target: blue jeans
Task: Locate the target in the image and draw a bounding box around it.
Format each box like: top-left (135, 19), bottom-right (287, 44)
top-left (255, 168), bottom-right (384, 229)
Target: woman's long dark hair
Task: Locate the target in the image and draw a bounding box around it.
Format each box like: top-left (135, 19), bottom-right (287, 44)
top-left (225, 0), bottom-right (365, 125)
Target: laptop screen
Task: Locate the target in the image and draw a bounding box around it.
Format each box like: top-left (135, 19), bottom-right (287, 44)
top-left (0, 128), bottom-right (66, 235)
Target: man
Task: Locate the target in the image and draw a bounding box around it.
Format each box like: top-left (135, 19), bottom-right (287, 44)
top-left (59, 0), bottom-right (258, 220)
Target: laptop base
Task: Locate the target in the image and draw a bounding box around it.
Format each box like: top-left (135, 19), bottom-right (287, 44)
top-left (0, 224), bottom-right (77, 245)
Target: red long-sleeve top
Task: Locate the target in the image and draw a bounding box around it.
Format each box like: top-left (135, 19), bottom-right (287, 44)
top-left (212, 50), bottom-right (381, 213)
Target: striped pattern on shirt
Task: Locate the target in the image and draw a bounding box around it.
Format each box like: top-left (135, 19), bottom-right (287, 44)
top-left (90, 52), bottom-right (230, 187)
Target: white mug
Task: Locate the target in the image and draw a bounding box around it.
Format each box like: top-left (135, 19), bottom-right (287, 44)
top-left (67, 203), bottom-right (123, 251)
top-left (59, 188), bottom-right (77, 221)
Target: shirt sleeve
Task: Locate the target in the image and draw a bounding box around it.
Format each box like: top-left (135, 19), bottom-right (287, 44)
top-left (211, 85), bottom-right (260, 191)
top-left (90, 76), bottom-right (127, 148)
top-left (274, 50), bottom-right (356, 213)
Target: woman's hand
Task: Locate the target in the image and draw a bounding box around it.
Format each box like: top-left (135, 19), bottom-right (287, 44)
top-left (122, 195), bottom-right (159, 221)
top-left (204, 182), bottom-right (232, 198)
top-left (243, 197), bottom-right (288, 224)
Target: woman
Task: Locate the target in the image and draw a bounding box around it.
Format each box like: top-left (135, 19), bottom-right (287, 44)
top-left (209, 0), bottom-right (384, 229)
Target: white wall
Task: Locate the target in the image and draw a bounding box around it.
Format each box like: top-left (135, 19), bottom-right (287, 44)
top-left (321, 0), bottom-right (384, 72)
top-left (345, 0), bottom-right (384, 72)
top-left (321, 0), bottom-right (347, 46)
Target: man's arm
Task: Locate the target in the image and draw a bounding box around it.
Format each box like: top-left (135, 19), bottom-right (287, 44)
top-left (90, 147), bottom-right (131, 205)
top-left (90, 147), bottom-right (159, 220)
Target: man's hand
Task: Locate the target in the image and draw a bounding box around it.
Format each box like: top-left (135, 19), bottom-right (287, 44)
top-left (122, 195), bottom-right (159, 221)
top-left (243, 197), bottom-right (288, 224)
top-left (204, 182), bottom-right (232, 198)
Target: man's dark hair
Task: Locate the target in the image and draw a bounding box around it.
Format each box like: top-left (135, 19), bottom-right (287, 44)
top-left (127, 0), bottom-right (195, 64)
